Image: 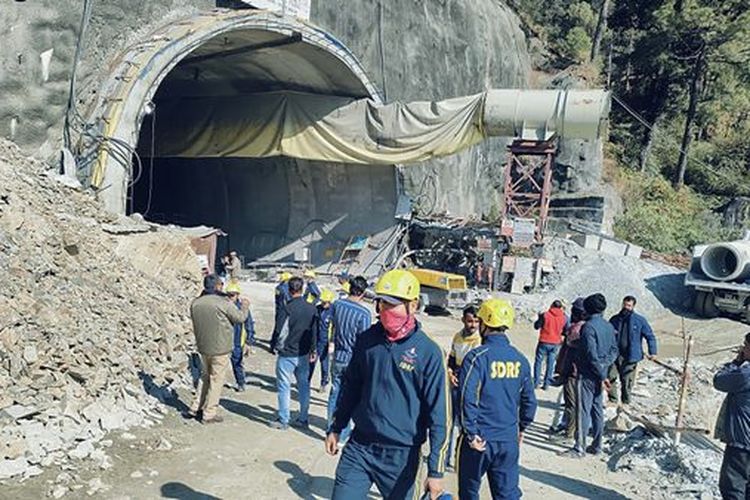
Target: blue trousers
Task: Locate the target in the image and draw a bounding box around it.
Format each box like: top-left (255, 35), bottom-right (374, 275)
top-left (533, 342), bottom-right (560, 387)
top-left (275, 355), bottom-right (310, 425)
top-left (332, 439), bottom-right (421, 500)
top-left (308, 345), bottom-right (330, 386)
top-left (575, 375), bottom-right (604, 453)
top-left (328, 361), bottom-right (352, 443)
top-left (230, 345), bottom-right (246, 388)
top-left (458, 436), bottom-right (520, 500)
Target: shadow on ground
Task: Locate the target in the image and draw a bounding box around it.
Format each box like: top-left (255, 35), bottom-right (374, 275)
top-left (220, 399), bottom-right (327, 440)
top-left (644, 273), bottom-right (692, 315)
top-left (161, 481), bottom-right (221, 500)
top-left (520, 466), bottom-right (630, 499)
top-left (275, 460), bottom-right (335, 499)
top-left (139, 371), bottom-right (189, 414)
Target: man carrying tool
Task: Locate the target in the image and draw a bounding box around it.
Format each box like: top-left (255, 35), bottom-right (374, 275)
top-left (270, 271), bottom-right (293, 354)
top-left (309, 289), bottom-right (336, 392)
top-left (271, 277), bottom-right (318, 430)
top-left (187, 274), bottom-right (249, 424)
top-left (560, 293), bottom-right (618, 458)
top-left (457, 298), bottom-right (537, 500)
top-left (327, 275), bottom-right (371, 444)
top-left (445, 305), bottom-right (482, 471)
top-left (303, 269), bottom-right (322, 304)
top-left (225, 281), bottom-right (256, 392)
top-left (608, 295), bottom-right (657, 406)
top-left (714, 332), bottom-right (750, 499)
top-left (326, 269), bottom-right (449, 500)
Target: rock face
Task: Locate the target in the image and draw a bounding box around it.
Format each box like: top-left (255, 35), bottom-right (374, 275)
top-left (1, 0), bottom-right (531, 219)
top-left (313, 0), bottom-right (532, 218)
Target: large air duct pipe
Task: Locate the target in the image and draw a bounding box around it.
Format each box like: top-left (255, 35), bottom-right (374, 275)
top-left (700, 240), bottom-right (750, 282)
top-left (483, 89), bottom-right (610, 141)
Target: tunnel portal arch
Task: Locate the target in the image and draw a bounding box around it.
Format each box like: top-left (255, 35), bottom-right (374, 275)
top-left (82, 9), bottom-right (399, 268)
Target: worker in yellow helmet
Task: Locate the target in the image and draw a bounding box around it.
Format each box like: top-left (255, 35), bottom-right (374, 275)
top-left (457, 298), bottom-right (537, 500)
top-left (225, 281), bottom-right (256, 392)
top-left (271, 271), bottom-right (294, 353)
top-left (326, 269), bottom-right (449, 500)
top-left (308, 289), bottom-right (336, 391)
top-left (303, 269), bottom-right (322, 304)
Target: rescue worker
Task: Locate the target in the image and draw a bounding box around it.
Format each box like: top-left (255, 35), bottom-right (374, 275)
top-left (326, 270), bottom-right (449, 500)
top-left (337, 272), bottom-right (351, 296)
top-left (550, 297), bottom-right (586, 440)
top-left (533, 300), bottom-right (568, 390)
top-left (714, 332), bottom-right (750, 499)
top-left (225, 281), bottom-right (256, 392)
top-left (445, 305), bottom-right (482, 470)
top-left (271, 271), bottom-right (293, 354)
top-left (560, 293), bottom-right (618, 458)
top-left (303, 269), bottom-right (322, 304)
top-left (271, 277), bottom-right (318, 430)
top-left (608, 295), bottom-right (657, 406)
top-left (327, 275), bottom-right (372, 444)
top-left (309, 289), bottom-right (336, 392)
top-left (457, 298), bottom-right (537, 500)
top-left (224, 251), bottom-right (242, 280)
top-left (186, 274), bottom-right (249, 424)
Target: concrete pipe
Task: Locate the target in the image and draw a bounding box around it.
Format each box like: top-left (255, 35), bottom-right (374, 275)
top-left (700, 240), bottom-right (750, 282)
top-left (483, 89), bottom-right (611, 141)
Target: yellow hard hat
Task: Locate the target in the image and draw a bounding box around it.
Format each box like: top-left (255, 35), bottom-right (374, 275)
top-left (303, 269), bottom-right (316, 278)
top-left (477, 298), bottom-right (515, 329)
top-left (225, 281), bottom-right (241, 295)
top-left (279, 272), bottom-right (293, 282)
top-left (320, 289), bottom-right (336, 303)
top-left (374, 269), bottom-right (420, 303)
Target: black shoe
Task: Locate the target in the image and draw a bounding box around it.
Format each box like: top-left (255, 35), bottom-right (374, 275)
top-left (291, 419), bottom-right (309, 430)
top-left (182, 410), bottom-right (201, 420)
top-left (585, 445), bottom-right (602, 456)
top-left (541, 385), bottom-right (549, 391)
top-left (558, 448), bottom-right (585, 458)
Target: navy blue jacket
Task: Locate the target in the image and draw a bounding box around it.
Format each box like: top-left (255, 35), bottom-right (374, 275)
top-left (714, 361), bottom-right (750, 451)
top-left (316, 305), bottom-right (333, 354)
top-left (275, 282), bottom-right (291, 312)
top-left (458, 334), bottom-right (536, 442)
top-left (304, 281), bottom-right (321, 303)
top-left (578, 314), bottom-right (618, 381)
top-left (330, 322), bottom-right (450, 479)
top-left (609, 311), bottom-right (657, 363)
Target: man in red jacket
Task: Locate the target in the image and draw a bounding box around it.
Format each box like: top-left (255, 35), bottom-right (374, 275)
top-left (533, 300), bottom-right (568, 390)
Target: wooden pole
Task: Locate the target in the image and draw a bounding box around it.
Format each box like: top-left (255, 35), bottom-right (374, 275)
top-left (674, 335), bottom-right (694, 445)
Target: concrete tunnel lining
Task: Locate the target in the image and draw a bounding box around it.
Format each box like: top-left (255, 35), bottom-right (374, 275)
top-left (86, 10), bottom-right (398, 267)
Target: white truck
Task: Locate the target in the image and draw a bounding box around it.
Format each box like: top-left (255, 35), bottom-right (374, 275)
top-left (685, 236), bottom-right (750, 322)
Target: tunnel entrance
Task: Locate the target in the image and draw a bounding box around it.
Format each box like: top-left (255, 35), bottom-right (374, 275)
top-left (101, 13), bottom-right (397, 268)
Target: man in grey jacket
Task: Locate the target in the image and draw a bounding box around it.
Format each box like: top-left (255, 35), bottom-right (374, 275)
top-left (187, 274), bottom-right (249, 423)
top-left (714, 332), bottom-right (750, 499)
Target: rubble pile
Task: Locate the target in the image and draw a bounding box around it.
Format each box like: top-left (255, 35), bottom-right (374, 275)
top-left (0, 140), bottom-right (201, 483)
top-left (512, 238), bottom-right (689, 319)
top-left (608, 427), bottom-right (721, 499)
top-left (603, 358), bottom-right (726, 499)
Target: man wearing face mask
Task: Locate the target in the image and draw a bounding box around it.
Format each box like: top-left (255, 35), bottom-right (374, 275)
top-left (326, 270), bottom-right (450, 500)
top-left (607, 296), bottom-right (657, 406)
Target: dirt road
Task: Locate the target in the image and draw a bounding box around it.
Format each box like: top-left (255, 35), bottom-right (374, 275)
top-left (3, 280), bottom-right (744, 500)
